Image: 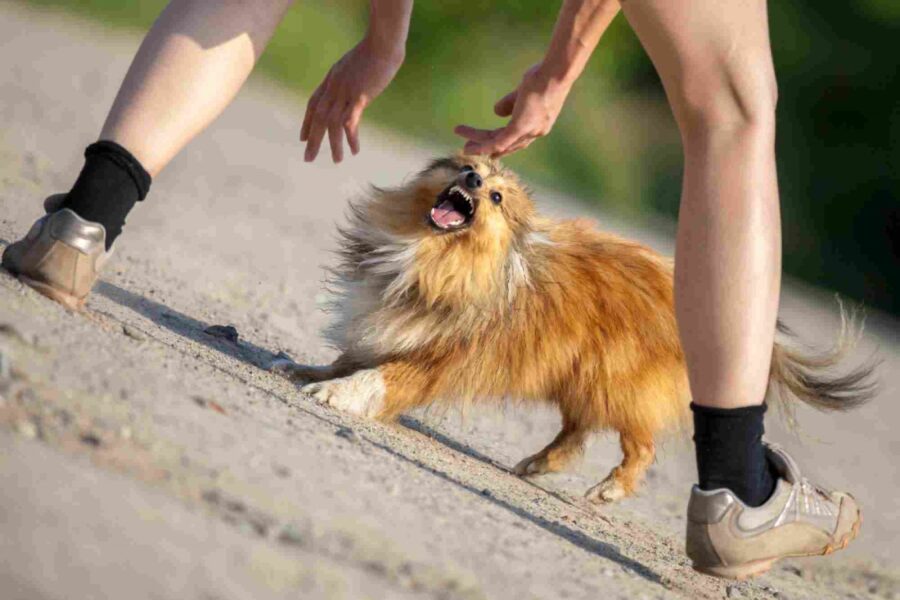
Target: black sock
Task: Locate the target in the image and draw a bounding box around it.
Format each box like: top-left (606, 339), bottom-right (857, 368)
top-left (61, 140), bottom-right (151, 250)
top-left (692, 402), bottom-right (776, 507)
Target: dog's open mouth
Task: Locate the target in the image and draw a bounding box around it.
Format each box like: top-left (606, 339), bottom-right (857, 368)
top-left (429, 185), bottom-right (475, 231)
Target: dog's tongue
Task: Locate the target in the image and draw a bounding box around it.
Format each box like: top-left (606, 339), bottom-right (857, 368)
top-left (431, 200), bottom-right (464, 228)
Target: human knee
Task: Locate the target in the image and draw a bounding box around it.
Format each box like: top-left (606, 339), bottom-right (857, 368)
top-left (671, 62), bottom-right (778, 139)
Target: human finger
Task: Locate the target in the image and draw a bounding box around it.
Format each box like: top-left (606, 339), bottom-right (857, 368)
top-left (469, 126), bottom-right (521, 157)
top-left (303, 99), bottom-right (332, 162)
top-left (327, 101), bottom-right (347, 163)
top-left (495, 136), bottom-right (533, 158)
top-left (343, 101), bottom-right (365, 156)
top-left (453, 125), bottom-right (497, 144)
top-left (300, 76), bottom-right (329, 141)
top-left (494, 90), bottom-right (518, 117)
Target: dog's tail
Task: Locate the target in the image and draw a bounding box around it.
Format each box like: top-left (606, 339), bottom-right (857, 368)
top-left (769, 300), bottom-right (879, 416)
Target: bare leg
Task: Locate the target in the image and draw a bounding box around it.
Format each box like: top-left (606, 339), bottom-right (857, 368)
top-left (100, 0), bottom-right (294, 176)
top-left (585, 430), bottom-right (655, 503)
top-left (621, 0), bottom-right (780, 410)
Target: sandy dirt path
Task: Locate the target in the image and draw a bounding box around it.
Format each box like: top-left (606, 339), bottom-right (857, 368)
top-left (1, 4), bottom-right (897, 599)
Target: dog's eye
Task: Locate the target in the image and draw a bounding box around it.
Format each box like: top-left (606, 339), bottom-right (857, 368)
top-left (461, 164), bottom-right (474, 172)
top-left (491, 191), bottom-right (502, 204)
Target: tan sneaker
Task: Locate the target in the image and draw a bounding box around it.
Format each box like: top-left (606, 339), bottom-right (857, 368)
top-left (686, 442), bottom-right (861, 580)
top-left (1, 195), bottom-right (110, 311)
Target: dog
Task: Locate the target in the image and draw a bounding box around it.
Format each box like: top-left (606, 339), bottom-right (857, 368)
top-left (273, 154), bottom-right (877, 502)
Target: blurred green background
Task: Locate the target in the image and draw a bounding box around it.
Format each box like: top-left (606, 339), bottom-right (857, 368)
top-left (22, 0), bottom-right (900, 316)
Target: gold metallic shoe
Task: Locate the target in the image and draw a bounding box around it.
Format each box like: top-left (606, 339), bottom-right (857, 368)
top-left (2, 195), bottom-right (110, 311)
top-left (686, 442), bottom-right (861, 580)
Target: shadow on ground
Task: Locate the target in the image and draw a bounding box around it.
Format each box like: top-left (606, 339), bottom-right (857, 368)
top-left (368, 433), bottom-right (664, 585)
top-left (89, 277), bottom-right (663, 584)
top-left (94, 280), bottom-right (283, 369)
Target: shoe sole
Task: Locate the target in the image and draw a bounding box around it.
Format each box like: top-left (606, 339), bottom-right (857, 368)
top-left (692, 510), bottom-right (862, 581)
top-left (18, 275), bottom-right (86, 312)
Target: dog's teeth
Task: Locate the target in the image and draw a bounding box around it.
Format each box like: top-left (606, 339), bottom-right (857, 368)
top-left (448, 185), bottom-right (475, 212)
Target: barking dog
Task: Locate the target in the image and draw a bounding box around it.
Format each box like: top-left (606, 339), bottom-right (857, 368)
top-left (274, 154), bottom-right (876, 503)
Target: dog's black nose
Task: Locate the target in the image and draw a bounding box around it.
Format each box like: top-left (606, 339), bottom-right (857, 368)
top-left (464, 170), bottom-right (482, 190)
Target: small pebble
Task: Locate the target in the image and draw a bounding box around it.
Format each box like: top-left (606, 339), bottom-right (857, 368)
top-left (335, 426), bottom-right (359, 442)
top-left (80, 433), bottom-right (102, 447)
top-left (237, 520), bottom-right (261, 537)
top-left (0, 323), bottom-right (33, 345)
top-left (191, 396), bottom-right (227, 414)
top-left (207, 400), bottom-right (227, 415)
top-left (0, 351), bottom-right (10, 380)
top-left (782, 564), bottom-right (803, 577)
top-left (203, 324), bottom-right (239, 343)
top-left (17, 420), bottom-right (38, 439)
top-left (278, 524), bottom-right (305, 546)
top-left (122, 324), bottom-right (146, 341)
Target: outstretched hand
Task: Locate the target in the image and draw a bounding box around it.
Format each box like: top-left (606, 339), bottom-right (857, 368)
top-left (301, 39), bottom-right (404, 163)
top-left (454, 64), bottom-right (573, 158)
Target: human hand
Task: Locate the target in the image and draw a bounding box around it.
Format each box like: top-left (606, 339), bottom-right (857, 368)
top-left (453, 64), bottom-right (573, 158)
top-left (301, 38), bottom-right (404, 163)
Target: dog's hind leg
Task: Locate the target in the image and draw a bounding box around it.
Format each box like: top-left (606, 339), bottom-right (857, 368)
top-left (585, 430), bottom-right (655, 503)
top-left (514, 409), bottom-right (590, 476)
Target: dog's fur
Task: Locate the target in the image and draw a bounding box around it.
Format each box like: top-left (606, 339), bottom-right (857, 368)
top-left (275, 154), bottom-right (878, 502)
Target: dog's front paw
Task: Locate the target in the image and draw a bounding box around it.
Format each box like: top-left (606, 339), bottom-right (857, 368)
top-left (584, 474), bottom-right (627, 504)
top-left (301, 369), bottom-right (385, 418)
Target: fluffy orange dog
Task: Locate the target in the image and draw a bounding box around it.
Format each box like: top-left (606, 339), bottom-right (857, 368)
top-left (274, 154), bottom-right (875, 502)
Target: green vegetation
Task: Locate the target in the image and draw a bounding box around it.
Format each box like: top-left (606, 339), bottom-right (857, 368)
top-left (21, 0), bottom-right (900, 315)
